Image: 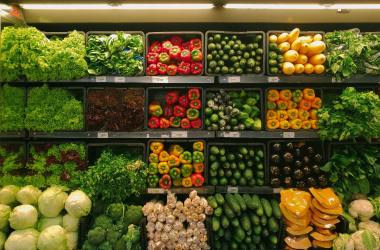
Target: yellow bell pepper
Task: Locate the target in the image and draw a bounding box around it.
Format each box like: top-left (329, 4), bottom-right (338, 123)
top-left (158, 162), bottom-right (170, 174)
top-left (148, 153), bottom-right (159, 163)
top-left (168, 155), bottom-right (180, 167)
top-left (150, 142), bottom-right (164, 154)
top-left (159, 150), bottom-right (170, 162)
top-left (169, 144), bottom-right (184, 157)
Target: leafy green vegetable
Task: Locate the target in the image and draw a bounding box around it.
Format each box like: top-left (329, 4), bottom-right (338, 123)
top-left (0, 85), bottom-right (24, 132)
top-left (0, 144), bottom-right (24, 174)
top-left (0, 26), bottom-right (87, 82)
top-left (86, 32), bottom-right (144, 76)
top-left (25, 85), bottom-right (84, 132)
top-left (318, 87), bottom-right (380, 141)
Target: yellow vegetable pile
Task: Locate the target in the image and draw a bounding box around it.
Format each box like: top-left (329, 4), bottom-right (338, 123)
top-left (280, 188), bottom-right (343, 249)
top-left (269, 28), bottom-right (326, 75)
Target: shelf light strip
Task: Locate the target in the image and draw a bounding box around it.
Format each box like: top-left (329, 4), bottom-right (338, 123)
top-left (224, 3), bottom-right (380, 10)
top-left (0, 4), bottom-right (11, 11)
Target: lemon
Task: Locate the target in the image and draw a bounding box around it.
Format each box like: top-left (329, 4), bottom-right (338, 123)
top-left (296, 54), bottom-right (308, 64)
top-left (278, 42), bottom-right (291, 53)
top-left (283, 50), bottom-right (299, 63)
top-left (282, 62), bottom-right (295, 75)
top-left (294, 64), bottom-right (305, 74)
top-left (314, 64), bottom-right (325, 74)
top-left (304, 63), bottom-right (314, 74)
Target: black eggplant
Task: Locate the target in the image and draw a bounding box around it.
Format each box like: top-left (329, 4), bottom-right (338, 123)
top-left (286, 142), bottom-right (294, 152)
top-left (307, 177), bottom-right (317, 187)
top-left (295, 148), bottom-right (302, 158)
top-left (318, 175), bottom-right (328, 187)
top-left (294, 169), bottom-right (304, 180)
top-left (271, 178), bottom-right (281, 187)
top-left (303, 166), bottom-right (312, 176)
top-left (294, 160), bottom-right (303, 169)
top-left (283, 152), bottom-right (294, 163)
top-left (303, 155), bottom-right (311, 165)
top-left (312, 165), bottom-right (321, 175)
top-left (271, 154), bottom-right (281, 164)
top-left (296, 181), bottom-right (306, 189)
top-left (283, 166), bottom-right (292, 176)
top-left (314, 154), bottom-right (323, 163)
top-left (270, 166), bottom-right (280, 177)
top-left (306, 146), bottom-right (314, 156)
top-left (284, 177), bottom-right (293, 187)
top-left (272, 143), bottom-right (281, 153)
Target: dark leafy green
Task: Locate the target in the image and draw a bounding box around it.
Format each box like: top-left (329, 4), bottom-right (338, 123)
top-left (0, 84), bottom-right (24, 132)
top-left (0, 144), bottom-right (24, 174)
top-left (318, 87), bottom-right (380, 141)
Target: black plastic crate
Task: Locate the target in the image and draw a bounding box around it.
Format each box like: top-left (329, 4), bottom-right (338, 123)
top-left (145, 87), bottom-right (204, 130)
top-left (43, 31), bottom-right (86, 40)
top-left (205, 30), bottom-right (265, 76)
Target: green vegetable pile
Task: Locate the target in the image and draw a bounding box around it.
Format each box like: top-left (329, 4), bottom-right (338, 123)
top-left (0, 144), bottom-right (24, 175)
top-left (75, 150), bottom-right (147, 204)
top-left (318, 87), bottom-right (380, 141)
top-left (321, 144), bottom-right (380, 205)
top-left (0, 26), bottom-right (87, 82)
top-left (0, 85), bottom-right (24, 132)
top-left (82, 203), bottom-right (143, 250)
top-left (86, 32), bottom-right (144, 76)
top-left (208, 193), bottom-right (282, 250)
top-left (205, 89), bottom-right (262, 131)
top-left (208, 145), bottom-right (265, 186)
top-left (25, 85), bottom-right (84, 132)
top-left (206, 33), bottom-right (264, 75)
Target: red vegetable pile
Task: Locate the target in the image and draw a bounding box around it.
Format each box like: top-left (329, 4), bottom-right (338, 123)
top-left (146, 36), bottom-right (203, 76)
top-left (148, 88), bottom-right (202, 129)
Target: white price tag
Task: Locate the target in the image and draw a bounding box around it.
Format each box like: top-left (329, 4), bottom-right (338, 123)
top-left (283, 132), bottom-right (295, 138)
top-left (152, 76), bottom-right (169, 83)
top-left (223, 132), bottom-right (241, 138)
top-left (228, 76), bottom-right (241, 83)
top-left (114, 76), bottom-right (126, 83)
top-left (95, 76), bottom-right (107, 82)
top-left (161, 133), bottom-right (170, 138)
top-left (147, 188), bottom-right (165, 194)
top-left (268, 76), bottom-right (280, 83)
top-left (97, 132), bottom-right (109, 138)
top-left (171, 131), bottom-right (188, 138)
top-left (273, 188), bottom-right (283, 194)
top-left (227, 186), bottom-right (239, 193)
top-left (146, 133), bottom-right (150, 138)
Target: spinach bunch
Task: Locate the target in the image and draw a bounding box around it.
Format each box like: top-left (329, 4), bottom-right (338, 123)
top-left (318, 87), bottom-right (380, 141)
top-left (86, 32), bottom-right (144, 76)
top-left (0, 84), bottom-right (25, 132)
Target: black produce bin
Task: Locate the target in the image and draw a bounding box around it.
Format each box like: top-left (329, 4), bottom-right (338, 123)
top-left (266, 30), bottom-right (325, 76)
top-left (205, 30), bottom-right (266, 76)
top-left (207, 142), bottom-right (267, 186)
top-left (86, 87), bottom-right (145, 132)
top-left (204, 88), bottom-right (264, 131)
top-left (43, 31), bottom-right (86, 39)
top-left (145, 31), bottom-right (205, 75)
top-left (264, 87), bottom-right (323, 132)
top-left (145, 87), bottom-right (205, 130)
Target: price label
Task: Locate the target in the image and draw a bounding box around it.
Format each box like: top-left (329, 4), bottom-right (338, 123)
top-left (160, 133), bottom-right (170, 138)
top-left (283, 132), bottom-right (295, 138)
top-left (171, 131), bottom-right (188, 138)
top-left (268, 76), bottom-right (280, 83)
top-left (223, 132), bottom-right (241, 138)
top-left (273, 188), bottom-right (283, 194)
top-left (146, 133), bottom-right (150, 138)
top-left (95, 76), bottom-right (107, 82)
top-left (97, 132), bottom-right (109, 138)
top-left (147, 188), bottom-right (165, 194)
top-left (114, 76), bottom-right (126, 83)
top-left (227, 186), bottom-right (239, 193)
top-left (152, 76), bottom-right (169, 83)
top-left (228, 76), bottom-right (241, 83)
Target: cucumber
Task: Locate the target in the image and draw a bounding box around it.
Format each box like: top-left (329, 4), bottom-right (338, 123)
top-left (217, 228), bottom-right (225, 237)
top-left (268, 217), bottom-right (279, 233)
top-left (214, 207), bottom-right (223, 217)
top-left (212, 216), bottom-right (220, 232)
top-left (262, 228), bottom-right (269, 237)
top-left (207, 196), bottom-right (218, 209)
top-left (226, 193), bottom-right (241, 214)
top-left (234, 228), bottom-right (246, 243)
top-left (221, 215), bottom-right (230, 228)
top-left (231, 218), bottom-right (240, 227)
top-left (224, 229), bottom-right (232, 240)
top-left (269, 235), bottom-right (278, 245)
top-left (223, 203), bottom-right (235, 219)
top-left (234, 193), bottom-right (247, 211)
top-left (250, 214), bottom-right (260, 225)
top-left (260, 215), bottom-right (267, 226)
top-left (270, 199), bottom-right (282, 219)
top-left (253, 224), bottom-right (262, 235)
top-left (261, 198), bottom-right (272, 217)
top-left (244, 236), bottom-right (252, 244)
top-left (252, 234), bottom-right (261, 244)
top-left (252, 194), bottom-right (264, 216)
top-left (243, 194), bottom-right (257, 210)
top-left (215, 193), bottom-right (225, 205)
top-left (258, 243), bottom-right (266, 250)
top-left (240, 214), bottom-right (252, 232)
top-left (231, 241), bottom-right (238, 250)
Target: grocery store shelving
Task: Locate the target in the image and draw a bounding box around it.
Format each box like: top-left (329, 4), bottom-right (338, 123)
top-left (146, 186), bottom-right (215, 195)
top-left (0, 131), bottom-right (26, 139)
top-left (215, 186), bottom-right (283, 194)
top-left (216, 131), bottom-right (319, 139)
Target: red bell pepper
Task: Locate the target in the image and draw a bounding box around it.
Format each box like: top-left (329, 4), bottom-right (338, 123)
top-left (190, 38), bottom-right (202, 50)
top-left (178, 62), bottom-right (191, 75)
top-left (147, 52), bottom-right (159, 65)
top-left (148, 117), bottom-right (160, 129)
top-left (169, 46), bottom-right (182, 61)
top-left (173, 105), bottom-right (186, 117)
top-left (180, 49), bottom-right (191, 63)
top-left (180, 118), bottom-right (191, 129)
top-left (159, 174), bottom-right (172, 189)
top-left (157, 63), bottom-right (168, 75)
top-left (165, 91), bottom-right (179, 105)
top-left (190, 118), bottom-right (202, 129)
top-left (149, 41), bottom-right (162, 53)
top-left (162, 40), bottom-right (173, 53)
top-left (189, 99), bottom-right (202, 110)
top-left (163, 104), bottom-right (173, 117)
top-left (188, 88), bottom-right (201, 100)
top-left (170, 36), bottom-right (183, 47)
top-left (182, 42), bottom-right (190, 50)
top-left (159, 52), bottom-right (170, 64)
top-left (159, 117), bottom-right (170, 129)
top-left (146, 64), bottom-right (158, 76)
top-left (178, 95), bottom-right (189, 108)
top-left (191, 49), bottom-right (203, 62)
top-left (169, 117), bottom-right (181, 128)
top-left (191, 173), bottom-right (204, 187)
top-left (167, 65), bottom-right (177, 76)
top-left (193, 163), bottom-right (205, 173)
top-left (191, 63), bottom-right (203, 75)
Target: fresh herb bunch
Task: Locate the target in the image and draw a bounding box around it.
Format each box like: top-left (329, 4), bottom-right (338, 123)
top-left (318, 87), bottom-right (380, 141)
top-left (0, 84), bottom-right (25, 132)
top-left (321, 144), bottom-right (380, 205)
top-left (0, 144), bottom-right (24, 174)
top-left (86, 32), bottom-right (144, 76)
top-left (0, 26), bottom-right (87, 81)
top-left (25, 85), bottom-right (84, 132)
top-left (75, 150), bottom-right (147, 204)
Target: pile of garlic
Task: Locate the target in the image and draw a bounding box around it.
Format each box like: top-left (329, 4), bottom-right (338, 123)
top-left (143, 190), bottom-right (213, 250)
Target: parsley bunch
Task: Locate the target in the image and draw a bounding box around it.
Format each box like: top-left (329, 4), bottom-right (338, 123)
top-left (0, 84), bottom-right (25, 132)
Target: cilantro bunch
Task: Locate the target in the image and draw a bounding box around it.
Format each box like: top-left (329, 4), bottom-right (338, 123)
top-left (0, 84), bottom-right (25, 132)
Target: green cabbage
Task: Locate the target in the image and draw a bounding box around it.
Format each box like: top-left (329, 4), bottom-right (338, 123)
top-left (64, 190), bottom-right (92, 218)
top-left (0, 231), bottom-right (5, 250)
top-left (37, 225), bottom-right (67, 250)
top-left (0, 185), bottom-right (19, 205)
top-left (66, 232), bottom-right (78, 250)
top-left (38, 216), bottom-right (63, 231)
top-left (38, 186), bottom-right (68, 218)
top-left (16, 185), bottom-right (41, 205)
top-left (4, 228), bottom-right (39, 250)
top-left (62, 214), bottom-right (79, 232)
top-left (9, 205), bottom-right (38, 230)
top-left (0, 204), bottom-right (11, 230)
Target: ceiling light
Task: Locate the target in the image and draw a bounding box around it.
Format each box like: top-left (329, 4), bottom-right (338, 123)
top-left (0, 4), bottom-right (11, 11)
top-left (0, 10), bottom-right (7, 17)
top-left (224, 3), bottom-right (380, 10)
top-left (20, 3), bottom-right (214, 10)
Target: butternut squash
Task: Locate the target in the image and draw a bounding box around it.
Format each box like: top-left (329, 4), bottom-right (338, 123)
top-left (312, 239), bottom-right (333, 249)
top-left (310, 231), bottom-right (337, 241)
top-left (285, 236), bottom-right (312, 249)
top-left (286, 226), bottom-right (313, 236)
top-left (286, 220), bottom-right (309, 230)
top-left (311, 199), bottom-right (343, 215)
top-left (309, 188), bottom-right (341, 209)
top-left (277, 32), bottom-right (290, 43)
top-left (312, 214), bottom-right (340, 226)
top-left (317, 228), bottom-right (334, 236)
top-left (311, 217), bottom-right (336, 229)
top-left (310, 204), bottom-right (339, 220)
top-left (288, 28), bottom-right (300, 43)
top-left (281, 189), bottom-right (311, 217)
top-left (280, 204), bottom-right (311, 227)
top-left (307, 41), bottom-right (326, 56)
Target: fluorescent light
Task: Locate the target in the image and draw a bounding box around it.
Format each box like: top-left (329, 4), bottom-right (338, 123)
top-left (0, 4), bottom-right (11, 11)
top-left (20, 3), bottom-right (214, 10)
top-left (0, 10), bottom-right (7, 17)
top-left (224, 3), bottom-right (380, 10)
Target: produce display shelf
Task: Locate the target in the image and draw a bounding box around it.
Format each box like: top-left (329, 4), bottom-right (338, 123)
top-left (215, 186), bottom-right (283, 194)
top-left (145, 186), bottom-right (215, 194)
top-left (0, 131), bottom-right (26, 138)
top-left (216, 131), bottom-right (319, 139)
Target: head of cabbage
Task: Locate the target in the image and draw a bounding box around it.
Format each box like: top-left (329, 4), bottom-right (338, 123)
top-left (62, 214), bottom-right (79, 232)
top-left (38, 215), bottom-right (63, 231)
top-left (65, 190), bottom-right (92, 218)
top-left (9, 205), bottom-right (38, 230)
top-left (5, 228), bottom-right (39, 250)
top-left (16, 185), bottom-right (41, 205)
top-left (0, 204), bottom-right (11, 230)
top-left (0, 185), bottom-right (19, 205)
top-left (0, 231), bottom-right (5, 250)
top-left (37, 225), bottom-right (67, 250)
top-left (66, 232), bottom-right (78, 250)
top-left (38, 186), bottom-right (68, 218)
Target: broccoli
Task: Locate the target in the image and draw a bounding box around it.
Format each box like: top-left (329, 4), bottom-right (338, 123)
top-left (82, 240), bottom-right (98, 250)
top-left (107, 203), bottom-right (125, 221)
top-left (106, 224), bottom-right (123, 246)
top-left (98, 240), bottom-right (113, 250)
top-left (124, 205), bottom-right (143, 226)
top-left (88, 226), bottom-right (106, 245)
top-left (123, 224), bottom-right (141, 250)
top-left (94, 214), bottom-right (113, 228)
